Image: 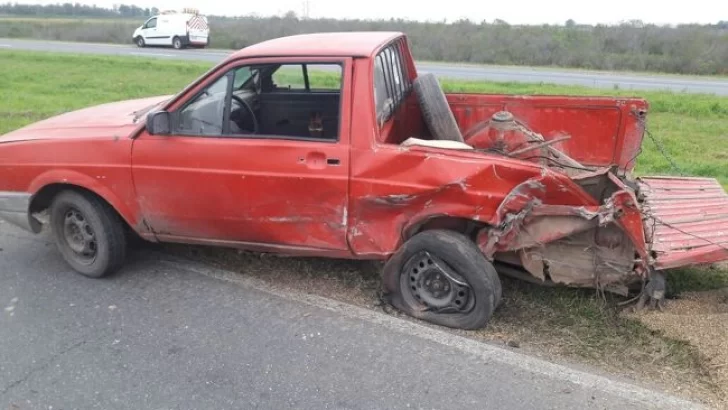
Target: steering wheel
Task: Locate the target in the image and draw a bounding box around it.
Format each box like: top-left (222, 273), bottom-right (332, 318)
top-left (231, 95), bottom-right (259, 134)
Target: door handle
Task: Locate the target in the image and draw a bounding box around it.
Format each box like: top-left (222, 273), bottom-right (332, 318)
top-left (299, 152), bottom-right (340, 169)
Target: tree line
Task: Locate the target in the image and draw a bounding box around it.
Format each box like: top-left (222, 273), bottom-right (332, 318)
top-left (0, 2), bottom-right (158, 18)
top-left (1, 3), bottom-right (727, 75)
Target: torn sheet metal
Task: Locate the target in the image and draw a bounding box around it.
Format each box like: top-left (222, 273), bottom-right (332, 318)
top-left (638, 176), bottom-right (728, 269)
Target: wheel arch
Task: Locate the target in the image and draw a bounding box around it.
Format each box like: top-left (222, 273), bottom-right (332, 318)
top-left (401, 214), bottom-right (490, 245)
top-left (27, 172), bottom-right (148, 237)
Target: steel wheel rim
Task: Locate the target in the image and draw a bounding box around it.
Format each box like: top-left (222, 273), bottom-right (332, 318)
top-left (61, 207), bottom-right (98, 265)
top-left (400, 250), bottom-right (475, 313)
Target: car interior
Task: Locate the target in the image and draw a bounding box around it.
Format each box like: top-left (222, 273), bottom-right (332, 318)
top-left (175, 62), bottom-right (343, 140)
top-left (173, 42), bottom-right (442, 149)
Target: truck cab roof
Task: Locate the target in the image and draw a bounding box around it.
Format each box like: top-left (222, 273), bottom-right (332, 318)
top-left (228, 31), bottom-right (405, 59)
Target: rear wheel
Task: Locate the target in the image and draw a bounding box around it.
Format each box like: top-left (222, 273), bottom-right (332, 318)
top-left (50, 191), bottom-right (127, 278)
top-left (382, 230), bottom-right (502, 330)
top-left (172, 36), bottom-right (183, 49)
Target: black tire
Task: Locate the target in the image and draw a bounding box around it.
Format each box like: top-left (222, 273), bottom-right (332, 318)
top-left (382, 229), bottom-right (502, 330)
top-left (172, 36), bottom-right (183, 49)
top-left (135, 36), bottom-right (145, 48)
top-left (50, 190), bottom-right (127, 278)
top-left (413, 73), bottom-right (464, 142)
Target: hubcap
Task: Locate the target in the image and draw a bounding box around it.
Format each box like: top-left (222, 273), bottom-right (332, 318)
top-left (400, 251), bottom-right (474, 313)
top-left (62, 208), bottom-right (97, 264)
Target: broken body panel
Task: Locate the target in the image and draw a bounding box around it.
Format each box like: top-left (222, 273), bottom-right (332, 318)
top-left (357, 92), bottom-right (656, 294)
top-left (0, 31), bottom-right (726, 297)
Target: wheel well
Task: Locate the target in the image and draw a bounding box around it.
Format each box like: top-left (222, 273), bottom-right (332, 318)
top-left (403, 216), bottom-right (487, 243)
top-left (29, 184), bottom-right (131, 233)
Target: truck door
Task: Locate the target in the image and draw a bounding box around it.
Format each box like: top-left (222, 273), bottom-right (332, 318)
top-left (131, 56), bottom-right (353, 252)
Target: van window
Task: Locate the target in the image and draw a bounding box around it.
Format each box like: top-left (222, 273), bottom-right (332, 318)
top-left (145, 18), bottom-right (157, 29)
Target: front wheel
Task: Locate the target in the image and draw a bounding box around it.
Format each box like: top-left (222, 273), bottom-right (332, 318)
top-left (382, 229), bottom-right (502, 330)
top-left (135, 36), bottom-right (145, 47)
top-left (50, 191), bottom-right (127, 278)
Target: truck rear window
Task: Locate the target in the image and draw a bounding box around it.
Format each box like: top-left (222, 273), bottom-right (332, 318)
top-left (373, 39), bottom-right (412, 126)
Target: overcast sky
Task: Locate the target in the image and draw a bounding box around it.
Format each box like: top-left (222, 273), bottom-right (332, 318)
top-left (28, 0), bottom-right (721, 25)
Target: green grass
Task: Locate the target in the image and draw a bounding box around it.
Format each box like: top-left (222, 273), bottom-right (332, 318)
top-left (1, 49), bottom-right (727, 402)
top-left (0, 51), bottom-right (208, 134)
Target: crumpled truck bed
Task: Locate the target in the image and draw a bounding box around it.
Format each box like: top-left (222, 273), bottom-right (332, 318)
top-left (638, 176), bottom-right (728, 270)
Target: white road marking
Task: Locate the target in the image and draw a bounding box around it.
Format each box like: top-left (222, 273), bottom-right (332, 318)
top-left (160, 256), bottom-right (705, 410)
top-left (0, 44), bottom-right (13, 48)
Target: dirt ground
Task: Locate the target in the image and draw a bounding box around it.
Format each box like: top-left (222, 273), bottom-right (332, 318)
top-left (626, 263), bottom-right (728, 408)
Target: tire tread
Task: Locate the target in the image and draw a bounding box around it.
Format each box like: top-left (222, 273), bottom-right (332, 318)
top-left (412, 73), bottom-right (464, 142)
top-left (50, 190), bottom-right (127, 278)
top-left (382, 229), bottom-right (501, 330)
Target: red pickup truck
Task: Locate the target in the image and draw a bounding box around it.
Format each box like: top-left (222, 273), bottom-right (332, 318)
top-left (1, 32), bottom-right (727, 330)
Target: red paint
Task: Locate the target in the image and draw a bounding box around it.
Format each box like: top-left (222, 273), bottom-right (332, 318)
top-left (451, 93), bottom-right (648, 171)
top-left (638, 176), bottom-right (728, 269)
top-left (0, 31), bottom-right (725, 289)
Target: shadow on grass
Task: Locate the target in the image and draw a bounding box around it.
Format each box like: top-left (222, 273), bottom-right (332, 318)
top-left (666, 265), bottom-right (728, 297)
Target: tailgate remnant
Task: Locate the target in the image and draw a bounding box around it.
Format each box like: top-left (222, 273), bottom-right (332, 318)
top-left (639, 176), bottom-right (728, 269)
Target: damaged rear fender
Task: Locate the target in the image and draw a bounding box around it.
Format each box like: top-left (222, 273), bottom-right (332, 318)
top-left (475, 170), bottom-right (650, 286)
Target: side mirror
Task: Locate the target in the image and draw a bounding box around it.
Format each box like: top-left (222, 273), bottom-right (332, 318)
top-left (146, 110), bottom-right (170, 135)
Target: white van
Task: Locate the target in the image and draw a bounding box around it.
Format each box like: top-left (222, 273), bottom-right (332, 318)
top-left (133, 9), bottom-right (209, 49)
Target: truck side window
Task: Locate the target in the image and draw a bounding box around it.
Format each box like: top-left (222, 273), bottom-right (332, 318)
top-left (272, 65), bottom-right (305, 90)
top-left (175, 73), bottom-right (231, 136)
top-left (373, 56), bottom-right (389, 120)
top-left (145, 18), bottom-right (156, 29)
top-left (373, 40), bottom-right (411, 126)
top-left (256, 63), bottom-right (343, 139)
top-left (268, 64), bottom-right (341, 92)
top-left (307, 64), bottom-right (341, 91)
top-left (173, 62), bottom-right (343, 141)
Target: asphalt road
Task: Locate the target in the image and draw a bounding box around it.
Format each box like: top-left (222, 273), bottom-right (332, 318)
top-left (0, 221), bottom-right (706, 410)
top-left (2, 38), bottom-right (728, 95)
